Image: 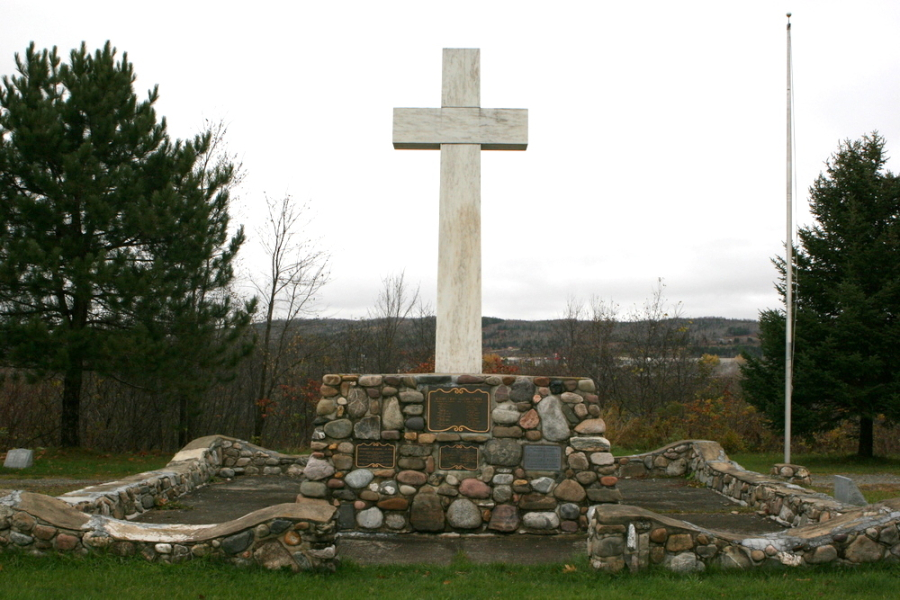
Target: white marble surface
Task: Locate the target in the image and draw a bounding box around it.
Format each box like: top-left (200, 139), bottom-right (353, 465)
top-left (393, 49), bottom-right (528, 372)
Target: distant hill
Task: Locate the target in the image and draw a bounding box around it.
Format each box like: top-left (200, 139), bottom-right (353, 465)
top-left (273, 316), bottom-right (760, 359)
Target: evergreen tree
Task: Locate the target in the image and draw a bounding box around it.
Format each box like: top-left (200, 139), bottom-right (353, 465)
top-left (742, 133), bottom-right (900, 457)
top-left (0, 42), bottom-right (253, 447)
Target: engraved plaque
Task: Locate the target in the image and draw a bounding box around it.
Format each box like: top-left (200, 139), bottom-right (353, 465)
top-left (355, 442), bottom-right (396, 468)
top-left (439, 444), bottom-right (479, 470)
top-left (522, 445), bottom-right (562, 471)
top-left (426, 386), bottom-right (491, 433)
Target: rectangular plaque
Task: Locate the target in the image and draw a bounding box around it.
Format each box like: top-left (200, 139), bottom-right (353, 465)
top-left (426, 386), bottom-right (491, 433)
top-left (355, 442), bottom-right (396, 468)
top-left (522, 445), bottom-right (562, 471)
top-left (439, 444), bottom-right (479, 470)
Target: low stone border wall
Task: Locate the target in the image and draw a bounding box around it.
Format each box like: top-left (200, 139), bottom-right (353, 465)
top-left (0, 490), bottom-right (337, 570)
top-left (57, 435), bottom-right (307, 519)
top-left (588, 499), bottom-right (900, 573)
top-left (614, 440), bottom-right (844, 526)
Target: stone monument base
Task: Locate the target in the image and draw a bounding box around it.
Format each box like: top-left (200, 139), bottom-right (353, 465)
top-left (303, 373), bottom-right (621, 535)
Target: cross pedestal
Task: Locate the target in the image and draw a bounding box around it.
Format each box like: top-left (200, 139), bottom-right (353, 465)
top-left (393, 49), bottom-right (528, 373)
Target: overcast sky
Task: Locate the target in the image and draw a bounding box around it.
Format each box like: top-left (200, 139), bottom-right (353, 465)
top-left (4, 1), bottom-right (900, 321)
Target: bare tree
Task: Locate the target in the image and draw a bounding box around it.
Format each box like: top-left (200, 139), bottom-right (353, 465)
top-left (251, 194), bottom-right (329, 442)
top-left (367, 272), bottom-right (420, 373)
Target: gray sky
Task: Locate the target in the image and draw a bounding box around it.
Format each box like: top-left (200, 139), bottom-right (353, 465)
top-left (4, 1), bottom-right (900, 321)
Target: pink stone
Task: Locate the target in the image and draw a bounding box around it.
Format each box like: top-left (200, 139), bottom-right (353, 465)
top-left (459, 478), bottom-right (491, 499)
top-left (518, 409), bottom-right (540, 429)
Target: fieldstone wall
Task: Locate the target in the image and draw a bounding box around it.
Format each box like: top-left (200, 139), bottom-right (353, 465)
top-left (303, 373), bottom-right (620, 534)
top-left (615, 440), bottom-right (843, 526)
top-left (58, 435), bottom-right (308, 519)
top-left (0, 490), bottom-right (337, 571)
top-left (588, 499), bottom-right (900, 573)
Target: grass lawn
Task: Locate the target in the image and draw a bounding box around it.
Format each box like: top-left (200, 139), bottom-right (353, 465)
top-left (2, 553), bottom-right (900, 600)
top-left (0, 448), bottom-right (170, 495)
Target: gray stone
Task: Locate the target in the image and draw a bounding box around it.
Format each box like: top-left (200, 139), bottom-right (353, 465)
top-left (492, 402), bottom-right (521, 425)
top-left (347, 397), bottom-right (369, 419)
top-left (492, 473), bottom-right (514, 485)
top-left (3, 448), bottom-right (33, 469)
top-left (446, 499), bottom-right (483, 529)
top-left (845, 534), bottom-right (884, 563)
top-left (354, 416), bottom-right (382, 440)
top-left (9, 531), bottom-right (34, 546)
top-left (509, 379), bottom-right (536, 402)
top-left (222, 530), bottom-right (254, 554)
top-left (382, 398), bottom-right (404, 430)
top-left (323, 419), bottom-right (353, 439)
top-left (666, 552), bottom-right (705, 573)
top-left (536, 396), bottom-right (570, 442)
top-left (718, 546), bottom-right (752, 569)
top-left (492, 485), bottom-right (513, 503)
top-left (303, 456), bottom-right (335, 481)
top-left (522, 511), bottom-right (560, 529)
top-left (345, 469), bottom-right (375, 489)
top-left (405, 416), bottom-right (425, 430)
top-left (591, 535), bottom-right (623, 557)
top-left (386, 514), bottom-right (407, 530)
top-left (410, 493), bottom-right (445, 532)
top-left (299, 481), bottom-right (327, 498)
top-left (399, 390), bottom-right (424, 403)
top-left (805, 544), bottom-right (837, 564)
top-left (483, 438), bottom-right (522, 466)
top-left (356, 507), bottom-right (384, 529)
top-left (568, 436), bottom-right (610, 452)
top-left (834, 475), bottom-right (868, 506)
top-left (530, 477), bottom-right (555, 494)
top-left (558, 503), bottom-right (580, 520)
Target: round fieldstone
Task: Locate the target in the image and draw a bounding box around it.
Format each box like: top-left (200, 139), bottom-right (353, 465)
top-left (316, 398), bottom-right (336, 416)
top-left (560, 392), bottom-right (583, 404)
top-left (222, 530), bottom-right (254, 554)
top-left (323, 419), bottom-right (353, 439)
top-left (345, 469), bottom-right (375, 489)
top-left (558, 503), bottom-right (580, 520)
top-left (357, 507), bottom-right (384, 529)
top-left (569, 436), bottom-right (610, 452)
top-left (303, 456), bottom-right (335, 481)
top-left (483, 438), bottom-right (522, 466)
top-left (397, 470), bottom-right (427, 486)
top-left (354, 416), bottom-right (382, 440)
top-left (492, 485), bottom-right (513, 503)
top-left (379, 480), bottom-right (398, 494)
top-left (399, 390), bottom-right (425, 403)
top-left (590, 452), bottom-right (615, 466)
top-left (530, 477), bottom-right (555, 494)
top-left (518, 409), bottom-right (540, 429)
top-left (488, 504), bottom-right (520, 532)
top-left (553, 479), bottom-right (586, 502)
top-left (447, 499), bottom-right (483, 529)
top-left (510, 379), bottom-right (536, 402)
top-left (574, 418), bottom-right (606, 435)
top-left (386, 514), bottom-right (406, 530)
top-left (299, 481), bottom-right (327, 498)
top-left (410, 493), bottom-right (445, 532)
top-left (523, 512), bottom-right (560, 530)
top-left (459, 478), bottom-right (491, 498)
top-left (405, 416), bottom-right (425, 430)
top-left (536, 396), bottom-right (570, 442)
top-left (492, 403), bottom-right (521, 425)
top-left (348, 397), bottom-right (369, 418)
top-left (382, 398), bottom-right (404, 430)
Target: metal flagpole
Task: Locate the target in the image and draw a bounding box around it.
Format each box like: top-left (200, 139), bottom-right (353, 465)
top-left (784, 12), bottom-right (794, 465)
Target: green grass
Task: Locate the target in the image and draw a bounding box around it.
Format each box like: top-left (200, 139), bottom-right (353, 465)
top-left (1, 553), bottom-right (899, 599)
top-left (0, 447), bottom-right (170, 495)
top-left (730, 452), bottom-right (900, 476)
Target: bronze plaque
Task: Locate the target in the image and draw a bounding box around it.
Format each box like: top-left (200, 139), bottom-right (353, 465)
top-left (355, 442), bottom-right (396, 468)
top-left (439, 444), bottom-right (479, 470)
top-left (426, 386), bottom-right (491, 433)
top-left (522, 445), bottom-right (562, 471)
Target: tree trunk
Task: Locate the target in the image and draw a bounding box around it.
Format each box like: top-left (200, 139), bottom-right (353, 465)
top-left (178, 394), bottom-right (190, 448)
top-left (858, 416), bottom-right (874, 458)
top-left (60, 363), bottom-right (83, 448)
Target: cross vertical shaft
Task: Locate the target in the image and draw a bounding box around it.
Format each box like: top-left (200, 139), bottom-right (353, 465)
top-left (393, 49), bottom-right (527, 373)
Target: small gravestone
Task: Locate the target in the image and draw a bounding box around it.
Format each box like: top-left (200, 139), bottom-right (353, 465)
top-left (834, 475), bottom-right (867, 506)
top-left (3, 448), bottom-right (34, 469)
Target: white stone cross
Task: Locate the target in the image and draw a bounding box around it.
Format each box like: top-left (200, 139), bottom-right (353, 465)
top-left (393, 48), bottom-right (527, 373)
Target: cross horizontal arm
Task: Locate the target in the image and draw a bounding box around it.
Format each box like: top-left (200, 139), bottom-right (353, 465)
top-left (393, 107), bottom-right (528, 150)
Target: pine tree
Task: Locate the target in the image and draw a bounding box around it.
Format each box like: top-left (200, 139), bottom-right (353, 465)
top-left (0, 42), bottom-right (253, 447)
top-left (742, 133), bottom-right (900, 457)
